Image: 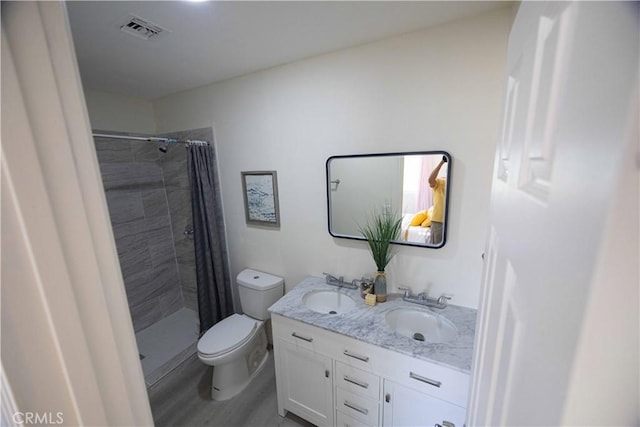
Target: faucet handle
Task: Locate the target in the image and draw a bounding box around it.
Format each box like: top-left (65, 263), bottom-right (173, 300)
top-left (437, 295), bottom-right (452, 306)
top-left (322, 272), bottom-right (336, 283)
top-left (398, 287), bottom-right (411, 298)
top-left (322, 272), bottom-right (345, 286)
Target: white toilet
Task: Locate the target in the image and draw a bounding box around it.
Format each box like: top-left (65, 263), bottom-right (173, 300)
top-left (197, 268), bottom-right (283, 401)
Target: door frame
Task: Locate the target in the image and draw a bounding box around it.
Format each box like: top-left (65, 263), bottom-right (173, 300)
top-left (2, 2), bottom-right (153, 425)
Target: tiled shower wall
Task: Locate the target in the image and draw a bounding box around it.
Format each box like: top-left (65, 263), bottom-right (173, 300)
top-left (94, 128), bottom-right (210, 332)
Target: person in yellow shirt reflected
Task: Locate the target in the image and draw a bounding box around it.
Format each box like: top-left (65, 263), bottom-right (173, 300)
top-left (428, 156), bottom-right (447, 245)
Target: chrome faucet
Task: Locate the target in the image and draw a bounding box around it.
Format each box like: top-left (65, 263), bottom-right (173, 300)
top-left (323, 272), bottom-right (343, 285)
top-left (437, 295), bottom-right (451, 306)
top-left (398, 286), bottom-right (451, 309)
top-left (322, 272), bottom-right (358, 289)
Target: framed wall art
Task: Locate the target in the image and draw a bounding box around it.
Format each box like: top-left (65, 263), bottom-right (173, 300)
top-left (241, 171), bottom-right (280, 227)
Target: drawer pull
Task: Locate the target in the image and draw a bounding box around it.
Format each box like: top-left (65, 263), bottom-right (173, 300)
top-left (343, 400), bottom-right (368, 416)
top-left (343, 375), bottom-right (369, 389)
top-left (385, 393), bottom-right (391, 403)
top-left (291, 332), bottom-right (313, 342)
top-left (410, 371), bottom-right (442, 388)
top-left (343, 350), bottom-right (369, 362)
top-left (325, 370), bottom-right (330, 378)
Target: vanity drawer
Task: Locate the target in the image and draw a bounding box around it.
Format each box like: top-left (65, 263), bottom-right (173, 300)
top-left (335, 361), bottom-right (380, 399)
top-left (384, 353), bottom-right (470, 407)
top-left (335, 388), bottom-right (379, 426)
top-left (272, 314), bottom-right (334, 355)
top-left (336, 408), bottom-right (376, 427)
top-left (335, 336), bottom-right (382, 372)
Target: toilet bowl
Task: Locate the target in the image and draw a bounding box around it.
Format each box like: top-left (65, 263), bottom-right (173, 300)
top-left (197, 313), bottom-right (269, 400)
top-left (197, 269), bottom-right (283, 401)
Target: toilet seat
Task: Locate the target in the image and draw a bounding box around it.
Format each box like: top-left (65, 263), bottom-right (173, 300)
top-left (197, 314), bottom-right (258, 358)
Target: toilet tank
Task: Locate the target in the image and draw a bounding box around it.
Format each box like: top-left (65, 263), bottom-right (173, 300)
top-left (237, 269), bottom-right (284, 320)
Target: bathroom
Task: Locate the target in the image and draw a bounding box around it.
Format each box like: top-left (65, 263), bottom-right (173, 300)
top-left (80, 2), bottom-right (509, 420)
top-left (2, 1), bottom-right (637, 427)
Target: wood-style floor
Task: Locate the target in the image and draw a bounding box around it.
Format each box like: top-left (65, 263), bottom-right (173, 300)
top-left (148, 351), bottom-right (314, 427)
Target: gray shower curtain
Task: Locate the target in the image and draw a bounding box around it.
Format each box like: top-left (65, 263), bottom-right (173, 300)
top-left (187, 145), bottom-right (234, 336)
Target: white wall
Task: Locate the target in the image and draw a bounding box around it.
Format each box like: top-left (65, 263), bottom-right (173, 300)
top-left (84, 89), bottom-right (157, 134)
top-left (153, 8), bottom-right (511, 308)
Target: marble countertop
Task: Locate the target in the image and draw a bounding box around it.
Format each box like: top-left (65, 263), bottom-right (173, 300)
top-left (269, 276), bottom-right (477, 374)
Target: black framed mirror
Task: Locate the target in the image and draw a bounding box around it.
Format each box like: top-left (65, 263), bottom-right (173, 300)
top-left (326, 151), bottom-right (451, 248)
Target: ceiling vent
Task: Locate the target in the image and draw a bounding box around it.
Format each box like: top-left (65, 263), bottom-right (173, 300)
top-left (119, 15), bottom-right (168, 40)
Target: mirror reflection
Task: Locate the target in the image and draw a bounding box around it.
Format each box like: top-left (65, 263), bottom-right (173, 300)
top-left (326, 151), bottom-right (451, 248)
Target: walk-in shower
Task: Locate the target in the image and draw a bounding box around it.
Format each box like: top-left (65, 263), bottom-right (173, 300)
top-left (92, 127), bottom-right (226, 387)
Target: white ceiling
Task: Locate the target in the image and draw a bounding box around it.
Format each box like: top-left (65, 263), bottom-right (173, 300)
top-left (67, 1), bottom-right (509, 100)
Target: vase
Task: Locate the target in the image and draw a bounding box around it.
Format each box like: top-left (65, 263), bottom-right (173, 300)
top-left (374, 271), bottom-right (387, 302)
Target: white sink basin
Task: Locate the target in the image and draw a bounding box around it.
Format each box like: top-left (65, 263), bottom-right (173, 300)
top-left (385, 308), bottom-right (457, 343)
top-left (303, 290), bottom-right (356, 315)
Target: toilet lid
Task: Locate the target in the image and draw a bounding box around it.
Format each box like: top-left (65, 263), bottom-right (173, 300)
top-left (197, 314), bottom-right (258, 357)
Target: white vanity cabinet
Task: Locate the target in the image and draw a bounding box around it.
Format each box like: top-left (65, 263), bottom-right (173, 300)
top-left (272, 313), bottom-right (469, 427)
top-left (278, 341), bottom-right (334, 426)
top-left (380, 343), bottom-right (470, 427)
top-left (382, 380), bottom-right (466, 427)
top-left (273, 316), bottom-right (334, 426)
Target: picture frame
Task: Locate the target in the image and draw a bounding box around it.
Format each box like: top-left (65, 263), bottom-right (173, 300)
top-left (241, 171), bottom-right (280, 227)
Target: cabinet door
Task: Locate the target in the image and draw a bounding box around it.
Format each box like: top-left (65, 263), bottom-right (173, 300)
top-left (383, 380), bottom-right (466, 427)
top-left (278, 338), bottom-right (334, 426)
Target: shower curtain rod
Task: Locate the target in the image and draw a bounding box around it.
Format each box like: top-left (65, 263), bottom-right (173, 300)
top-left (92, 132), bottom-right (210, 146)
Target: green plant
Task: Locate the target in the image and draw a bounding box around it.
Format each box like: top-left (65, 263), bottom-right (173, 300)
top-left (358, 209), bottom-right (402, 272)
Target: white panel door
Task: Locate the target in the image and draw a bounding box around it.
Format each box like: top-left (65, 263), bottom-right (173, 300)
top-left (382, 380), bottom-right (466, 427)
top-left (469, 2), bottom-right (638, 426)
top-left (278, 339), bottom-right (334, 426)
